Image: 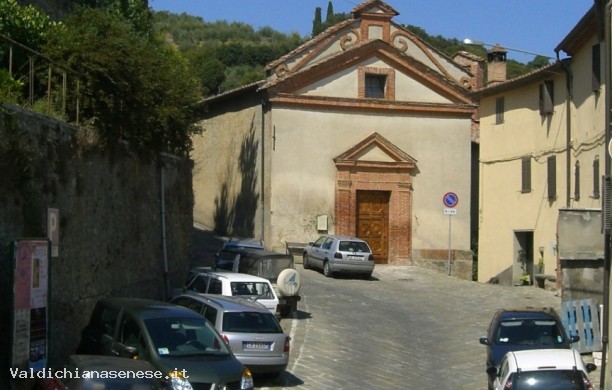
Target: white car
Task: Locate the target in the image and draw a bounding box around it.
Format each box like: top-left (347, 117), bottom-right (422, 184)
top-left (493, 348), bottom-right (596, 390)
top-left (184, 271), bottom-right (281, 317)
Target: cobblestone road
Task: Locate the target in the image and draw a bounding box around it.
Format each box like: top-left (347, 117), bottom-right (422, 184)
top-left (256, 265), bottom-right (599, 390)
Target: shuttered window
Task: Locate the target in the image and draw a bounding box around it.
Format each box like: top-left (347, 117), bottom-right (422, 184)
top-left (365, 74), bottom-right (386, 98)
top-left (593, 44), bottom-right (601, 92)
top-left (521, 157), bottom-right (531, 193)
top-left (548, 155), bottom-right (557, 199)
top-left (495, 97), bottom-right (504, 124)
top-left (574, 160), bottom-right (580, 201)
top-left (539, 80), bottom-right (554, 115)
top-left (593, 156), bottom-right (600, 199)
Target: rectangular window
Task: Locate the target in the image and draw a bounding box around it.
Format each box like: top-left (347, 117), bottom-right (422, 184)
top-left (495, 97), bottom-right (504, 124)
top-left (539, 80), bottom-right (554, 115)
top-left (365, 74), bottom-right (386, 98)
top-left (593, 156), bottom-right (600, 199)
top-left (521, 157), bottom-right (531, 193)
top-left (574, 160), bottom-right (580, 201)
top-left (593, 44), bottom-right (601, 92)
top-left (548, 155), bottom-right (557, 199)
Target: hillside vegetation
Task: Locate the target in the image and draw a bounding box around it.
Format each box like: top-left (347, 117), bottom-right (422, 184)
top-left (153, 8), bottom-right (547, 96)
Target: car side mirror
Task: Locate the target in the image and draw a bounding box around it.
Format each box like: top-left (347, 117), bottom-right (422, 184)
top-left (569, 334), bottom-right (580, 343)
top-left (118, 343), bottom-right (139, 358)
top-left (586, 362), bottom-right (597, 373)
top-left (486, 366), bottom-right (497, 376)
top-left (479, 337), bottom-right (490, 346)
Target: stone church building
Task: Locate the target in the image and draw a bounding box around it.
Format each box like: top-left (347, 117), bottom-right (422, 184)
top-left (192, 0), bottom-right (481, 278)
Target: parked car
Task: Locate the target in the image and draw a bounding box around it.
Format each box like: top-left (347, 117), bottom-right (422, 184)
top-left (216, 246), bottom-right (301, 317)
top-left (76, 298), bottom-right (254, 390)
top-left (491, 348), bottom-right (596, 390)
top-left (479, 307), bottom-right (580, 390)
top-left (38, 354), bottom-right (170, 390)
top-left (302, 235), bottom-right (375, 278)
top-left (221, 238), bottom-right (265, 251)
top-left (183, 270), bottom-right (281, 317)
top-left (171, 293), bottom-right (290, 376)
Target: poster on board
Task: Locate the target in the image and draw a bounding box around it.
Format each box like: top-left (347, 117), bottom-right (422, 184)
top-left (11, 239), bottom-right (50, 372)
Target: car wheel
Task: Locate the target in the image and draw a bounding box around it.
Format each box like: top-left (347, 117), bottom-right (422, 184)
top-left (303, 254), bottom-right (310, 269)
top-left (362, 272), bottom-right (372, 280)
top-left (323, 261), bottom-right (332, 277)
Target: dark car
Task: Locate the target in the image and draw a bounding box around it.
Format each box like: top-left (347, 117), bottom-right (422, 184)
top-left (216, 247), bottom-right (301, 317)
top-left (479, 307), bottom-right (580, 390)
top-left (39, 354), bottom-right (169, 390)
top-left (77, 298), bottom-right (254, 390)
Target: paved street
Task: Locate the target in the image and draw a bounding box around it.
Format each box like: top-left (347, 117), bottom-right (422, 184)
top-left (256, 265), bottom-right (599, 390)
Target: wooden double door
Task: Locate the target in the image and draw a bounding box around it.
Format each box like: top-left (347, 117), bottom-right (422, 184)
top-left (356, 191), bottom-right (389, 263)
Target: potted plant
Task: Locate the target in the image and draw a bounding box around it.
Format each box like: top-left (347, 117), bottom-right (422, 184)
top-left (517, 249), bottom-right (531, 285)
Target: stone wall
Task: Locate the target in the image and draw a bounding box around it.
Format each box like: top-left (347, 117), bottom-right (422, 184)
top-left (0, 104), bottom-right (194, 386)
top-left (412, 248), bottom-right (474, 281)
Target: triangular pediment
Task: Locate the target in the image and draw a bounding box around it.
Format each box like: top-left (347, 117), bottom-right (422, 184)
top-left (334, 132), bottom-right (417, 169)
top-left (265, 40), bottom-right (473, 105)
top-left (352, 0), bottom-right (399, 18)
top-left (264, 1), bottom-right (473, 94)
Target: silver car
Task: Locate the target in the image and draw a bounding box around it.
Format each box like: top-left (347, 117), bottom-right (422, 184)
top-left (302, 235), bottom-right (375, 279)
top-left (171, 293), bottom-right (290, 376)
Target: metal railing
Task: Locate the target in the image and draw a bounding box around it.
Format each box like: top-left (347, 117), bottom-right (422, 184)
top-left (1, 33), bottom-right (81, 125)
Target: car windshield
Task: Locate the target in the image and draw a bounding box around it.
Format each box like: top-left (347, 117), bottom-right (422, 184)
top-left (145, 317), bottom-right (230, 357)
top-left (230, 281), bottom-right (274, 299)
top-left (496, 319), bottom-right (566, 345)
top-left (222, 312), bottom-right (283, 333)
top-left (511, 370), bottom-right (587, 389)
top-left (338, 241), bottom-right (370, 253)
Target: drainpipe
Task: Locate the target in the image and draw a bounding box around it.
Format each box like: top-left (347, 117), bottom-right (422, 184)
top-left (564, 58), bottom-right (572, 208)
top-left (160, 156), bottom-right (170, 300)
top-left (260, 98), bottom-right (267, 243)
top-left (601, 2), bottom-right (612, 388)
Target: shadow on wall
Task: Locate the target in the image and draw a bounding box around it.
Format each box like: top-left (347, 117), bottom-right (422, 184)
top-left (213, 117), bottom-right (260, 238)
top-left (488, 266), bottom-right (514, 286)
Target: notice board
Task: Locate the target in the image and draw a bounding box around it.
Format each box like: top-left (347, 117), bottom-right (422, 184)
top-left (10, 239), bottom-right (50, 372)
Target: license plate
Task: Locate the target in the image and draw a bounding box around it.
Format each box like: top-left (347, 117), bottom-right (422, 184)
top-left (244, 342), bottom-right (271, 350)
top-left (347, 255), bottom-right (363, 261)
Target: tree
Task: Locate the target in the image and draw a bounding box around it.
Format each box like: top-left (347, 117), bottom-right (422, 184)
top-left (326, 1), bottom-right (334, 22)
top-left (312, 7), bottom-right (322, 37)
top-left (43, 7), bottom-right (201, 156)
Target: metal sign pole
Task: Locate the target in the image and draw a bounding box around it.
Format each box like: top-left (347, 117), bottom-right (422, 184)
top-left (447, 214), bottom-right (452, 275)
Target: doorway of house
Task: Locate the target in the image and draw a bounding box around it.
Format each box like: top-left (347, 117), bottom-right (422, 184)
top-left (514, 231), bottom-right (534, 285)
top-left (356, 190), bottom-right (389, 263)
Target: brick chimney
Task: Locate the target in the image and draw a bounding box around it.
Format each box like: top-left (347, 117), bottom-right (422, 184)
top-left (486, 45), bottom-right (507, 86)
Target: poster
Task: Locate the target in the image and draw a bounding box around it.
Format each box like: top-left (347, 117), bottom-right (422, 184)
top-left (11, 240), bottom-right (49, 372)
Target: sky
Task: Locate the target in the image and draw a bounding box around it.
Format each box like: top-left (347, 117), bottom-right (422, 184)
top-left (149, 0), bottom-right (595, 62)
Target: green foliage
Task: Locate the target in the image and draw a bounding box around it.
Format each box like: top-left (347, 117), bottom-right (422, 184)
top-left (153, 12), bottom-right (306, 96)
top-left (43, 7), bottom-right (202, 157)
top-left (0, 0), bottom-right (58, 48)
top-left (0, 69), bottom-right (24, 104)
top-left (312, 2), bottom-right (349, 36)
top-left (312, 7), bottom-right (322, 37)
top-left (221, 65), bottom-right (264, 91)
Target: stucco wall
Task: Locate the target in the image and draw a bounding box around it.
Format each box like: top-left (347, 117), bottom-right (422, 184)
top-left (0, 105), bottom-right (193, 384)
top-left (192, 97), bottom-right (264, 239)
top-left (268, 107), bottom-right (472, 256)
top-left (478, 34), bottom-right (604, 285)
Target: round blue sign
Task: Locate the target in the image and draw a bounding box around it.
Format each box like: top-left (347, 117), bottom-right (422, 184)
top-left (443, 192), bottom-right (459, 208)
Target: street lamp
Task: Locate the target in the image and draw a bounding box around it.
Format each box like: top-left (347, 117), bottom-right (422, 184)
top-left (463, 38), bottom-right (556, 60)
